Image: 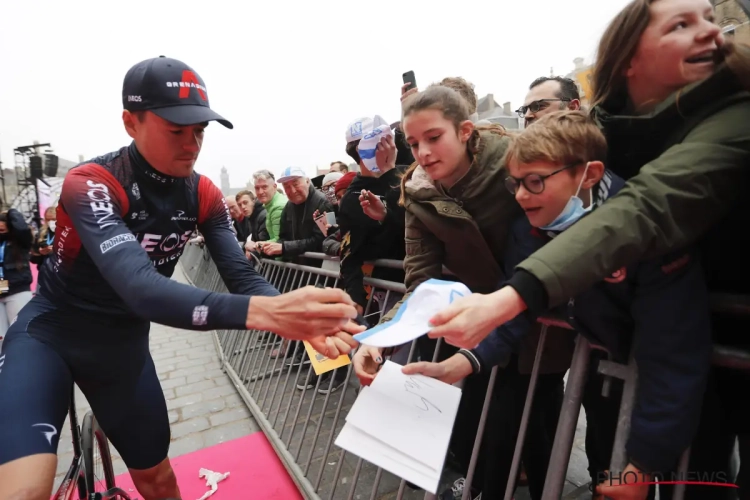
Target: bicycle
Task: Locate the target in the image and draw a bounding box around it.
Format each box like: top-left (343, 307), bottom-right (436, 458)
top-left (52, 386), bottom-right (132, 500)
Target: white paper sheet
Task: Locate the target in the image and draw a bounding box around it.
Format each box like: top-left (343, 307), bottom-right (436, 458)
top-left (354, 279), bottom-right (472, 348)
top-left (334, 361), bottom-right (462, 493)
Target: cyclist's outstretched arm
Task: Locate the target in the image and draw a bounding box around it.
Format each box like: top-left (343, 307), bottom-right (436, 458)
top-left (60, 165), bottom-right (258, 330)
top-left (195, 176), bottom-right (279, 298)
top-left (61, 164), bottom-right (359, 341)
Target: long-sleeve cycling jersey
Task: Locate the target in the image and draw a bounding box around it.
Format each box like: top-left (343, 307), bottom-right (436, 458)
top-left (38, 142), bottom-right (279, 330)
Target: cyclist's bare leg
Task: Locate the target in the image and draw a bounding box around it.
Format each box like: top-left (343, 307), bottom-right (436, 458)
top-left (0, 454), bottom-right (56, 500)
top-left (129, 456), bottom-right (181, 500)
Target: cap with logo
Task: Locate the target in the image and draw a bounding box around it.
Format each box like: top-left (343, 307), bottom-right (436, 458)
top-left (345, 117), bottom-right (375, 144)
top-left (277, 167), bottom-right (308, 184)
top-left (122, 56), bottom-right (233, 129)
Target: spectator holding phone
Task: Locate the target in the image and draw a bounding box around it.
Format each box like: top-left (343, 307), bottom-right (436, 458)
top-left (322, 172), bottom-right (357, 258)
top-left (314, 171), bottom-right (344, 243)
top-left (30, 206), bottom-right (57, 271)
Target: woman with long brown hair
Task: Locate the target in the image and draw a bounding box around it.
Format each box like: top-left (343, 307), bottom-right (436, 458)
top-left (428, 0), bottom-right (750, 498)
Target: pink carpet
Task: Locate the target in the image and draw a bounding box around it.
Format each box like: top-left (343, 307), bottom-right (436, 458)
top-left (111, 432), bottom-right (302, 500)
top-left (31, 264), bottom-right (38, 292)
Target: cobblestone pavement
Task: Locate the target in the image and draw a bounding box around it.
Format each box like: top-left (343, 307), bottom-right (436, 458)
top-left (53, 265), bottom-right (259, 492)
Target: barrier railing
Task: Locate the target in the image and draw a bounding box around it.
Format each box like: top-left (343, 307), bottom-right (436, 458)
top-left (179, 243), bottom-right (749, 500)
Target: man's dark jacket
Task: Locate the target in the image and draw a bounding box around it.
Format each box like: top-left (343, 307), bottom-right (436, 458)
top-left (278, 183), bottom-right (333, 266)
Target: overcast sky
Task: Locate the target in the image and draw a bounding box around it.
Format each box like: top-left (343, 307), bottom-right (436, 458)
top-left (0, 0), bottom-right (631, 189)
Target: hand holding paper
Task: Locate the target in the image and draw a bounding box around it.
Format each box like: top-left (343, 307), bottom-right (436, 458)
top-left (357, 115), bottom-right (391, 174)
top-left (353, 279), bottom-right (472, 348)
top-left (427, 286), bottom-right (526, 349)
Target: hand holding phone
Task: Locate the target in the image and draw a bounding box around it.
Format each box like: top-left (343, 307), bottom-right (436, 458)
top-left (314, 210), bottom-right (329, 234)
top-left (402, 71), bottom-right (416, 92)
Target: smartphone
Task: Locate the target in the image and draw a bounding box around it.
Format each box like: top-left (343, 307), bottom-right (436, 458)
top-left (325, 212), bottom-right (336, 226)
top-left (402, 71), bottom-right (416, 91)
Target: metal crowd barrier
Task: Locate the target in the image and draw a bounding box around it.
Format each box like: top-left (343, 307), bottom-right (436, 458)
top-left (178, 243), bottom-right (750, 500)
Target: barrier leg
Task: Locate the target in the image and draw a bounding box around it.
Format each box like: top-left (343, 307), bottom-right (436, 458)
top-left (542, 335), bottom-right (592, 500)
top-left (671, 447), bottom-right (691, 500)
top-left (504, 325), bottom-right (548, 500)
top-left (599, 352), bottom-right (638, 473)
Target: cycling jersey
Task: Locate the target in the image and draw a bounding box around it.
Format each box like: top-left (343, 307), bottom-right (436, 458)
top-left (38, 142), bottom-right (279, 329)
top-left (0, 142), bottom-right (281, 470)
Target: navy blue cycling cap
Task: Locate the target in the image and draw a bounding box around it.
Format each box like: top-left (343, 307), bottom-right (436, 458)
top-left (122, 56), bottom-right (233, 129)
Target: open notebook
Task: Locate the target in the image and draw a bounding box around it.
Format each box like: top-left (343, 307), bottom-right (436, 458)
top-left (334, 360), bottom-right (462, 493)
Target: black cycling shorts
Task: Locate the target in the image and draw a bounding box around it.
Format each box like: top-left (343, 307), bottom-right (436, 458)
top-left (0, 295), bottom-right (170, 470)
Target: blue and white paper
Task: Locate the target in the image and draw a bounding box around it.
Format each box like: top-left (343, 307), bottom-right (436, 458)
top-left (354, 279), bottom-right (472, 347)
top-left (357, 115), bottom-right (391, 174)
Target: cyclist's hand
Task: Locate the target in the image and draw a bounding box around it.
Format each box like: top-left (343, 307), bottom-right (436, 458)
top-left (353, 345), bottom-right (384, 386)
top-left (246, 286), bottom-right (358, 339)
top-left (308, 320), bottom-right (363, 358)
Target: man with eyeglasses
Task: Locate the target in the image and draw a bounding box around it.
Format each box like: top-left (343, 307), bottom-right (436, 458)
top-left (516, 76), bottom-right (581, 127)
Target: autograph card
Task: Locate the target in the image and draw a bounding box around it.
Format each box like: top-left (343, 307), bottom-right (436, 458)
top-left (302, 341), bottom-right (351, 376)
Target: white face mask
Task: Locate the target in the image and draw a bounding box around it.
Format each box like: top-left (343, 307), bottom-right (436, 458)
top-left (48, 221), bottom-right (56, 232)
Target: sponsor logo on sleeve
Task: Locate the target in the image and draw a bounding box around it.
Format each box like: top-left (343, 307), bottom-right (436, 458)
top-left (192, 305), bottom-right (209, 326)
top-left (100, 233), bottom-right (137, 254)
top-left (86, 180), bottom-right (118, 229)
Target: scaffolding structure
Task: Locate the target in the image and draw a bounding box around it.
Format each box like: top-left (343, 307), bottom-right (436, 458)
top-left (12, 142), bottom-right (53, 229)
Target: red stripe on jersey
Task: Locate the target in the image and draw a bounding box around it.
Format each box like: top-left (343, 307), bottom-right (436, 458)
top-left (197, 175), bottom-right (232, 227)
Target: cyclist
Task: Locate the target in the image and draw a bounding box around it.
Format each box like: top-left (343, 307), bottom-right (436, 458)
top-left (0, 56), bottom-right (362, 500)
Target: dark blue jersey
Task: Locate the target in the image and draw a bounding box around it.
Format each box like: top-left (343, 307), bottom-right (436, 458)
top-left (38, 143), bottom-right (279, 330)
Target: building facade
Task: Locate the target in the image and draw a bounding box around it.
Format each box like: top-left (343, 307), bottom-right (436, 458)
top-left (713, 0), bottom-right (750, 41)
top-left (476, 94), bottom-right (522, 129)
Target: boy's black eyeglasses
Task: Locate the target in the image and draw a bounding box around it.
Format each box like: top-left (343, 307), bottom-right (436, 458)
top-left (504, 162), bottom-right (580, 195)
top-left (515, 98), bottom-right (571, 117)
